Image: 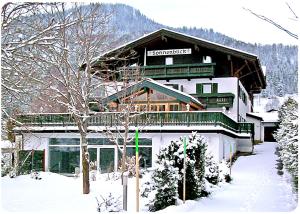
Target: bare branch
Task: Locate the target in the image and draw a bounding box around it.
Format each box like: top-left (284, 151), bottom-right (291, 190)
top-left (243, 7), bottom-right (298, 40)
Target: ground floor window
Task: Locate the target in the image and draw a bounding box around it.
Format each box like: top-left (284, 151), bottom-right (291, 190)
top-left (48, 138), bottom-right (152, 174)
top-left (49, 146), bottom-right (80, 174)
top-left (118, 146), bottom-right (152, 168)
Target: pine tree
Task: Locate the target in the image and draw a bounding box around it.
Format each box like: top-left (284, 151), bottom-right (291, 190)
top-left (148, 132), bottom-right (208, 211)
top-left (149, 146), bottom-right (179, 212)
top-left (274, 97), bottom-right (298, 189)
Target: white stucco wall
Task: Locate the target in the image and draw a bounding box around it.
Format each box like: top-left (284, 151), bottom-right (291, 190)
top-left (238, 81), bottom-right (251, 122)
top-left (21, 130), bottom-right (249, 172)
top-left (246, 116), bottom-right (263, 142)
top-left (157, 77), bottom-right (253, 122)
top-left (237, 138), bottom-right (253, 152)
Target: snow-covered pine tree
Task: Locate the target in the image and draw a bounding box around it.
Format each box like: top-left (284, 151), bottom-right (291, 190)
top-left (148, 145), bottom-right (179, 212)
top-left (274, 97), bottom-right (298, 189)
top-left (205, 153), bottom-right (219, 185)
top-left (148, 132), bottom-right (208, 211)
top-left (176, 132), bottom-right (208, 198)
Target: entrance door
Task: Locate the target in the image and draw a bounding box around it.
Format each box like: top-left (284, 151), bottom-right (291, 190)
top-left (100, 148), bottom-right (115, 173)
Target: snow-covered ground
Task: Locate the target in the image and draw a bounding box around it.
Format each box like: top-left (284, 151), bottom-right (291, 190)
top-left (1, 142), bottom-right (297, 213)
top-left (159, 142), bottom-right (298, 212)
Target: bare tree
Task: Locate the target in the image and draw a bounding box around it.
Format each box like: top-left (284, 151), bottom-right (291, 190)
top-left (243, 2), bottom-right (298, 39)
top-left (1, 3), bottom-right (78, 115)
top-left (99, 66), bottom-right (145, 175)
top-left (2, 2), bottom-right (114, 194)
top-left (38, 3), bottom-right (112, 194)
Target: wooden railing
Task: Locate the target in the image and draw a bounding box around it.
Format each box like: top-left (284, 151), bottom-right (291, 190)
top-left (191, 93), bottom-right (235, 108)
top-left (119, 63), bottom-right (215, 79)
top-left (16, 111), bottom-right (253, 134)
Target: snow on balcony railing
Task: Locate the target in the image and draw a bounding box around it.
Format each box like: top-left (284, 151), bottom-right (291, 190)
top-left (15, 111), bottom-right (254, 134)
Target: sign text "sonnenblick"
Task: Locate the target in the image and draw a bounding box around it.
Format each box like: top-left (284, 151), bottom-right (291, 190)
top-left (147, 48), bottom-right (191, 56)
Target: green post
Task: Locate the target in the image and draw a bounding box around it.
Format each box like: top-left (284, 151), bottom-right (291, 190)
top-left (135, 129), bottom-right (139, 153)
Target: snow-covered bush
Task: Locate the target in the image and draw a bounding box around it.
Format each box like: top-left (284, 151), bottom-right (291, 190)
top-left (274, 97), bottom-right (298, 189)
top-left (1, 153), bottom-right (13, 177)
top-left (148, 158), bottom-right (179, 212)
top-left (218, 159), bottom-right (232, 183)
top-left (175, 133), bottom-right (208, 199)
top-left (205, 153), bottom-right (219, 185)
top-left (95, 193), bottom-right (122, 212)
top-left (148, 132), bottom-right (208, 211)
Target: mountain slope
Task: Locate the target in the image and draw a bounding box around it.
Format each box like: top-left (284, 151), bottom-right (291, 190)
top-left (104, 3), bottom-right (298, 97)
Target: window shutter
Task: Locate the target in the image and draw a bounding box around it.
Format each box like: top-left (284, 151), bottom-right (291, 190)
top-left (212, 83), bottom-right (218, 93)
top-left (196, 84), bottom-right (203, 94)
top-left (181, 85), bottom-right (184, 92)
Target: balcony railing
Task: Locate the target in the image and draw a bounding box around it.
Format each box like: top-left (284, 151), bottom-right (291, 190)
top-left (119, 63), bottom-right (215, 79)
top-left (191, 93), bottom-right (235, 108)
top-left (16, 111), bottom-right (253, 135)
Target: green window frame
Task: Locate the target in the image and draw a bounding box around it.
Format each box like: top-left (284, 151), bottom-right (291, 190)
top-left (196, 83), bottom-right (203, 94)
top-left (196, 83), bottom-right (218, 94)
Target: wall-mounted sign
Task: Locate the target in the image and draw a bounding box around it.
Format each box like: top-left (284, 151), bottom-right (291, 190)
top-left (147, 48), bottom-right (191, 56)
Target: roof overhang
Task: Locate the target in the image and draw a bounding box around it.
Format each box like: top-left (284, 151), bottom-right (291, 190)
top-left (91, 28), bottom-right (266, 89)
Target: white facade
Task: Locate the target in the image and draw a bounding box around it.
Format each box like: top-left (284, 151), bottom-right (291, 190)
top-left (21, 127), bottom-right (251, 173)
top-left (158, 77), bottom-right (252, 122)
top-left (246, 114), bottom-right (264, 142)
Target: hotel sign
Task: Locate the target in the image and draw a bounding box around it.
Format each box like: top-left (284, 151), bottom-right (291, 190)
top-left (147, 48), bottom-right (191, 56)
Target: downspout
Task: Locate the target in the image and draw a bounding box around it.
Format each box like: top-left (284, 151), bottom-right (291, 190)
top-left (144, 47), bottom-right (147, 66)
top-left (237, 78), bottom-right (240, 122)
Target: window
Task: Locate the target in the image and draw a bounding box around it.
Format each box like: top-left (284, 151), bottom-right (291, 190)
top-left (165, 57), bottom-right (173, 65)
top-left (203, 84), bottom-right (212, 93)
top-left (49, 146), bottom-right (80, 174)
top-left (239, 86), bottom-right (247, 104)
top-left (158, 105), bottom-right (165, 111)
top-left (118, 138), bottom-right (152, 168)
top-left (150, 105), bottom-right (158, 111)
top-left (203, 56), bottom-right (212, 63)
top-left (196, 83), bottom-right (218, 94)
top-left (169, 104), bottom-right (179, 111)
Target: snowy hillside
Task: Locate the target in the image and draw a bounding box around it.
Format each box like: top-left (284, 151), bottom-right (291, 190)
top-left (253, 94), bottom-right (298, 113)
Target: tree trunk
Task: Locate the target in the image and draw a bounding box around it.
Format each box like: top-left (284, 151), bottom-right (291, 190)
top-left (121, 115), bottom-right (129, 183)
top-left (81, 134), bottom-right (90, 194)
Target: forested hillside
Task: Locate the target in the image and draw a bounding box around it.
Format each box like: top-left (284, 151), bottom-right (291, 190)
top-left (104, 4), bottom-right (298, 97)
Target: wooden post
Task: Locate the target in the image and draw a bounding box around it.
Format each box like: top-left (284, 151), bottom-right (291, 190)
top-left (135, 128), bottom-right (139, 212)
top-left (229, 143), bottom-right (232, 176)
top-left (183, 136), bottom-right (187, 203)
top-left (31, 149), bottom-right (34, 171)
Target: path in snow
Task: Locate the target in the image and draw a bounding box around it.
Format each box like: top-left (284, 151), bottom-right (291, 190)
top-left (161, 141), bottom-right (298, 212)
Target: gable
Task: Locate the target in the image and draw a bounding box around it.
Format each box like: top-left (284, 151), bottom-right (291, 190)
top-left (92, 28), bottom-right (266, 93)
top-left (100, 79), bottom-right (204, 108)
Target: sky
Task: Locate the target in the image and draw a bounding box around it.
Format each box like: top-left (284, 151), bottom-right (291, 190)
top-left (98, 0), bottom-right (298, 45)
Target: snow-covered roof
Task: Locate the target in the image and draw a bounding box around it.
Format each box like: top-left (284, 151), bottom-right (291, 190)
top-left (92, 28), bottom-right (259, 64)
top-left (249, 112), bottom-right (279, 123)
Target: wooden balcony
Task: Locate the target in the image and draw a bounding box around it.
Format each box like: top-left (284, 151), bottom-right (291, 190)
top-left (191, 93), bottom-right (235, 108)
top-left (16, 111), bottom-right (253, 134)
top-left (119, 63), bottom-right (215, 79)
